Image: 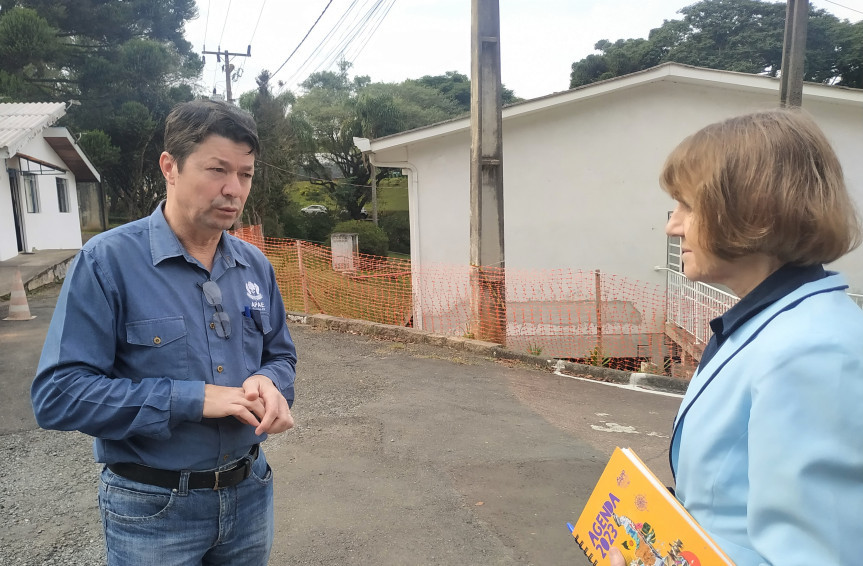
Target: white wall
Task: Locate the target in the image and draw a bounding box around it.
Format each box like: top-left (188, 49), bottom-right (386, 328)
top-left (373, 74), bottom-right (863, 348)
top-left (382, 78), bottom-right (863, 293)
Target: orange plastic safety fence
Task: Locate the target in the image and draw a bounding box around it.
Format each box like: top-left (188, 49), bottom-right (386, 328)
top-left (232, 228), bottom-right (694, 376)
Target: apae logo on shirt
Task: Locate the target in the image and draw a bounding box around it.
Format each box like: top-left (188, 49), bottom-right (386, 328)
top-left (245, 281), bottom-right (263, 301)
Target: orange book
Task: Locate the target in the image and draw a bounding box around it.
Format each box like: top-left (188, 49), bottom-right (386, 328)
top-left (567, 447), bottom-right (733, 566)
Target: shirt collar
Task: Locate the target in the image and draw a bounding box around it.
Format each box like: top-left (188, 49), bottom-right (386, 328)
top-left (147, 201), bottom-right (251, 269)
top-left (709, 263), bottom-right (827, 343)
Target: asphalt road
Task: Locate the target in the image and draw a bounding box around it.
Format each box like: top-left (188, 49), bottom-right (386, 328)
top-left (0, 285), bottom-right (683, 565)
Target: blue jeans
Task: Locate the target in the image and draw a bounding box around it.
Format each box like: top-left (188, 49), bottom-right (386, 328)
top-left (98, 449), bottom-right (274, 566)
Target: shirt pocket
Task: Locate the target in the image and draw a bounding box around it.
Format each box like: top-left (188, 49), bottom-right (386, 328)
top-left (242, 312), bottom-right (271, 374)
top-left (124, 317), bottom-right (190, 379)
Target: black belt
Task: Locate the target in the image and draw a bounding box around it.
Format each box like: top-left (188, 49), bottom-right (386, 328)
top-left (108, 444), bottom-right (259, 490)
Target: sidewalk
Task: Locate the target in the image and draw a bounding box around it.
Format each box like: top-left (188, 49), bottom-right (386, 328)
top-left (0, 249), bottom-right (78, 298)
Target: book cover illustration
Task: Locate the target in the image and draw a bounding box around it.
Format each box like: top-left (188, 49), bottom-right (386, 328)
top-left (567, 447), bottom-right (733, 566)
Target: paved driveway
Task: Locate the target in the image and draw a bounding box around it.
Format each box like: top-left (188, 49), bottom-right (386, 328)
top-left (1, 285), bottom-right (683, 565)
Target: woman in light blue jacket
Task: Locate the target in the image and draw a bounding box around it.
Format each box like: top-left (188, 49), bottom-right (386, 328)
top-left (613, 109), bottom-right (863, 566)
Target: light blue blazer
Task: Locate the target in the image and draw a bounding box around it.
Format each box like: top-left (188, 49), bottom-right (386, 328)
top-left (670, 273), bottom-right (863, 566)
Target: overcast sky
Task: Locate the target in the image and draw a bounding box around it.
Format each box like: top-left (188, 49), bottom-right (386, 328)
top-left (185, 0), bottom-right (863, 102)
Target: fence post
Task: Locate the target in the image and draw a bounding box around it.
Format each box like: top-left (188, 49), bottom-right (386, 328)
top-left (296, 240), bottom-right (310, 313)
top-left (595, 269), bottom-right (603, 355)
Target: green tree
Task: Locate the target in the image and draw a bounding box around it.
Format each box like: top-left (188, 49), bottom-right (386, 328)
top-left (290, 61), bottom-right (373, 221)
top-left (412, 70), bottom-right (521, 113)
top-left (237, 70), bottom-right (298, 237)
top-left (291, 63), bottom-right (518, 222)
top-left (0, 1), bottom-right (202, 220)
top-left (569, 0), bottom-right (862, 89)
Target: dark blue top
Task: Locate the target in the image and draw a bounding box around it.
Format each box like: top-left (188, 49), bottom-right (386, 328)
top-left (698, 264), bottom-right (827, 369)
top-left (32, 204), bottom-right (297, 470)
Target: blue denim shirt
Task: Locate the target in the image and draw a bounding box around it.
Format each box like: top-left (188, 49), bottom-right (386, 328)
top-left (32, 204), bottom-right (297, 470)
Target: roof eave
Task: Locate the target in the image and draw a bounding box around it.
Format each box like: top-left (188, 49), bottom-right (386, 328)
top-left (365, 63), bottom-right (863, 153)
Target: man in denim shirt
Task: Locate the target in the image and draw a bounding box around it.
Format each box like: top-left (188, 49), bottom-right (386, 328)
top-left (31, 98), bottom-right (297, 565)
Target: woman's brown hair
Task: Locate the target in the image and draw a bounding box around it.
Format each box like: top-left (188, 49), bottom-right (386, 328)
top-left (660, 109), bottom-right (861, 265)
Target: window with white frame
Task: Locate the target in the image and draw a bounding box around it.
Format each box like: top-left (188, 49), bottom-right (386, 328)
top-left (23, 175), bottom-right (40, 213)
top-left (56, 178), bottom-right (70, 213)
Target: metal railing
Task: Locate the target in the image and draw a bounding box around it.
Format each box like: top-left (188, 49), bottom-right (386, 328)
top-left (661, 270), bottom-right (863, 346)
top-left (659, 268), bottom-right (738, 345)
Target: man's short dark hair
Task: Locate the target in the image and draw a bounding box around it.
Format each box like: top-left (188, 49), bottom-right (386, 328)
top-left (164, 98), bottom-right (260, 170)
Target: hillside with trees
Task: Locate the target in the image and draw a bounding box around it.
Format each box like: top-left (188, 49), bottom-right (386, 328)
top-left (570, 0), bottom-right (863, 89)
top-left (3, 0), bottom-right (859, 246)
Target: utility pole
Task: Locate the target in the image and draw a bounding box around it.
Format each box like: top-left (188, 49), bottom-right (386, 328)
top-left (370, 164), bottom-right (379, 225)
top-left (202, 45), bottom-right (251, 104)
top-left (779, 0), bottom-right (808, 107)
top-left (470, 0), bottom-right (506, 345)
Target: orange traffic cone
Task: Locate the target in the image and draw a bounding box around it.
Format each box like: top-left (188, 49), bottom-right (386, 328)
top-left (4, 269), bottom-right (35, 321)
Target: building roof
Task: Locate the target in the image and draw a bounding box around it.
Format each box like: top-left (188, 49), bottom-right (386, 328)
top-left (0, 102), bottom-right (67, 158)
top-left (360, 63), bottom-right (863, 152)
top-left (0, 103), bottom-right (100, 182)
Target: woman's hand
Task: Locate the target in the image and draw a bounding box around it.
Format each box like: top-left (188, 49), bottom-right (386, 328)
top-left (609, 547), bottom-right (626, 566)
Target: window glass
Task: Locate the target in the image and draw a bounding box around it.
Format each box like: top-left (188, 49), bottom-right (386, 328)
top-left (56, 178), bottom-right (69, 213)
top-left (23, 175), bottom-right (40, 213)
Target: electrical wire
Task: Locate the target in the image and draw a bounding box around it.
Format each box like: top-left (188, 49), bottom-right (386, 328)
top-left (217, 0), bottom-right (233, 48)
top-left (819, 0), bottom-right (863, 16)
top-left (271, 0), bottom-right (335, 79)
top-left (256, 158), bottom-right (372, 188)
top-left (237, 0), bottom-right (268, 82)
top-left (281, 0), bottom-right (364, 89)
top-left (344, 0), bottom-right (397, 64)
top-left (317, 0), bottom-right (386, 74)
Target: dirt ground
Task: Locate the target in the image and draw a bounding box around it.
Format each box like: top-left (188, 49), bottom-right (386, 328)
top-left (0, 286), bottom-right (682, 565)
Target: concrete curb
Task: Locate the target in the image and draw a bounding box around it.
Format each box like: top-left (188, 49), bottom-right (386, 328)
top-left (287, 312), bottom-right (689, 396)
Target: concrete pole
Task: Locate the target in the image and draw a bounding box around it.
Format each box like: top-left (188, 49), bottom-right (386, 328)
top-left (779, 0), bottom-right (808, 107)
top-left (202, 46), bottom-right (251, 104)
top-left (371, 164), bottom-right (378, 225)
top-left (470, 0), bottom-right (506, 345)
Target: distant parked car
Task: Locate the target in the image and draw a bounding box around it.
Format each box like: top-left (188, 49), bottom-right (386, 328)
top-left (301, 204), bottom-right (328, 214)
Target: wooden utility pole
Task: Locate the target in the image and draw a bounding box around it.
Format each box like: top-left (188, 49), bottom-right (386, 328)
top-left (202, 45), bottom-right (251, 104)
top-left (779, 0), bottom-right (808, 107)
top-left (371, 164), bottom-right (379, 225)
top-left (470, 0), bottom-right (506, 345)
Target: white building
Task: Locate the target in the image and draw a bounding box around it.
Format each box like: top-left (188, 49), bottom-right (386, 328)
top-left (356, 63), bottom-right (863, 362)
top-left (0, 103), bottom-right (101, 261)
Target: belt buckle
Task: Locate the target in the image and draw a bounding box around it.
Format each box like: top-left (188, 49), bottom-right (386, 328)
top-left (213, 470), bottom-right (221, 490)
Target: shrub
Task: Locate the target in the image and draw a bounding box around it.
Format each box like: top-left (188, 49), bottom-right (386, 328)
top-left (302, 212), bottom-right (336, 244)
top-left (379, 211), bottom-right (410, 254)
top-left (332, 220), bottom-right (389, 257)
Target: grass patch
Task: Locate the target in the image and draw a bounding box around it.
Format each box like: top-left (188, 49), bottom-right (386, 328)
top-left (286, 176), bottom-right (408, 213)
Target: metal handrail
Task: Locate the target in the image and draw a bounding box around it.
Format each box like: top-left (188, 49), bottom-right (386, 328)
top-left (658, 268), bottom-right (738, 345)
top-left (658, 268), bottom-right (863, 346)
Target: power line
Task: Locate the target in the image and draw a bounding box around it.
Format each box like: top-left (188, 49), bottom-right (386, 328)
top-left (282, 0), bottom-right (364, 88)
top-left (256, 158), bottom-right (372, 188)
top-left (318, 0), bottom-right (386, 73)
top-left (271, 0), bottom-right (335, 79)
top-left (237, 0), bottom-right (268, 81)
top-left (217, 0), bottom-right (233, 47)
top-left (202, 0), bottom-right (211, 48)
top-left (344, 0), bottom-right (397, 64)
top-left (820, 0), bottom-right (863, 15)
top-left (292, 0), bottom-right (390, 85)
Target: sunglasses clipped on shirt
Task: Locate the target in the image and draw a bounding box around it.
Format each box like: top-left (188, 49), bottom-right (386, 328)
top-left (200, 280), bottom-right (231, 339)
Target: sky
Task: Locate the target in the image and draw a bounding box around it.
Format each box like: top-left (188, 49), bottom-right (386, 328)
top-left (184, 0), bottom-right (863, 102)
